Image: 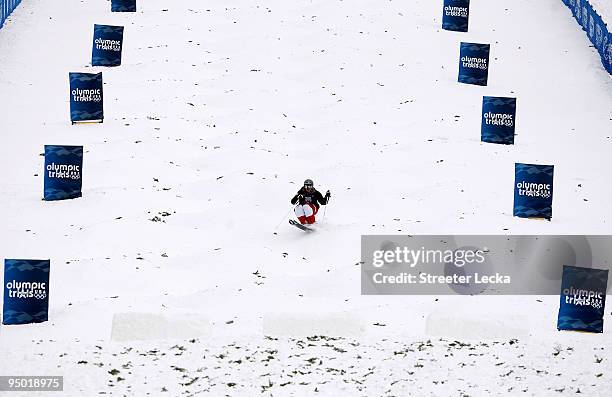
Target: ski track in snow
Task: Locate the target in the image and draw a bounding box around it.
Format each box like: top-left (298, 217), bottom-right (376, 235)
top-left (0, 0), bottom-right (611, 395)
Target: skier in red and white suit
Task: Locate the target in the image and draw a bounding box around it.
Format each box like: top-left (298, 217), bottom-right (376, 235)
top-left (290, 179), bottom-right (331, 224)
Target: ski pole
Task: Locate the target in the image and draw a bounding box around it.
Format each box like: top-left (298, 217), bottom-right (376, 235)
top-left (322, 194), bottom-right (330, 221)
top-left (275, 205), bottom-right (295, 229)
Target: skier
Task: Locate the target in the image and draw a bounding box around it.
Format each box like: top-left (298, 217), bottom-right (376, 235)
top-left (290, 179), bottom-right (331, 225)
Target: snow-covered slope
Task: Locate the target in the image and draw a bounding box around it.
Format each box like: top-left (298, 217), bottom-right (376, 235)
top-left (591, 0), bottom-right (612, 23)
top-left (0, 0), bottom-right (611, 395)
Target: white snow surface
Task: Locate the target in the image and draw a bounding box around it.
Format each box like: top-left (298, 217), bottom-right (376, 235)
top-left (0, 0), bottom-right (611, 395)
top-left (590, 0), bottom-right (612, 24)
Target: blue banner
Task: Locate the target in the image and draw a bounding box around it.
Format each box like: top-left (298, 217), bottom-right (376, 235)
top-left (481, 96), bottom-right (516, 144)
top-left (442, 0), bottom-right (470, 32)
top-left (558, 265), bottom-right (608, 333)
top-left (1, 0), bottom-right (23, 29)
top-left (562, 0), bottom-right (612, 74)
top-left (69, 72), bottom-right (103, 123)
top-left (112, 0), bottom-right (136, 12)
top-left (458, 42), bottom-right (490, 86)
top-left (513, 163), bottom-right (554, 219)
top-left (3, 259), bottom-right (50, 325)
top-left (44, 145), bottom-right (83, 201)
top-left (92, 24), bottom-right (124, 67)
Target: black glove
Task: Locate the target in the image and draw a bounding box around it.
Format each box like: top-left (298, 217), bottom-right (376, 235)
top-left (297, 194), bottom-right (305, 205)
top-left (325, 190), bottom-right (331, 202)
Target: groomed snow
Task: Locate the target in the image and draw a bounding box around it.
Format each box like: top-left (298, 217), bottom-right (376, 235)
top-left (0, 0), bottom-right (611, 395)
top-left (590, 0), bottom-right (612, 25)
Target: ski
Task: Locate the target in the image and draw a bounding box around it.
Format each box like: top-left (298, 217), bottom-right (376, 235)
top-left (289, 219), bottom-right (314, 232)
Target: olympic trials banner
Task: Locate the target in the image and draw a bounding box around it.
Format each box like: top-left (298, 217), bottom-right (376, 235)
top-left (112, 0), bottom-right (136, 12)
top-left (43, 145), bottom-right (83, 201)
top-left (481, 96), bottom-right (516, 144)
top-left (513, 163), bottom-right (554, 220)
top-left (3, 259), bottom-right (50, 325)
top-left (558, 265), bottom-right (608, 333)
top-left (92, 24), bottom-right (124, 67)
top-left (442, 0), bottom-right (470, 32)
top-left (69, 72), bottom-right (103, 123)
top-left (458, 42), bottom-right (490, 86)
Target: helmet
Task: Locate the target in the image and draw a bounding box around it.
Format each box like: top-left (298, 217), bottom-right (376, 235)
top-left (303, 179), bottom-right (314, 187)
